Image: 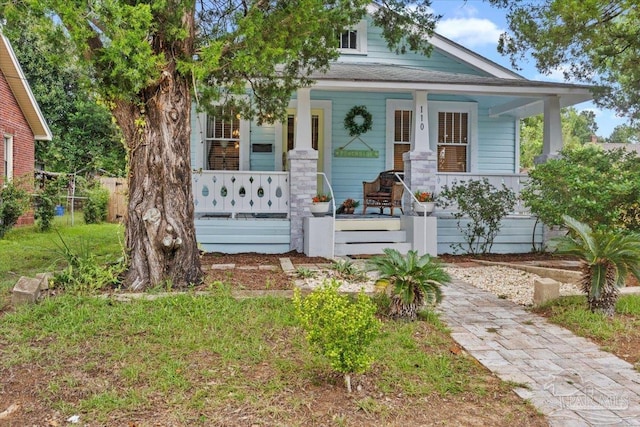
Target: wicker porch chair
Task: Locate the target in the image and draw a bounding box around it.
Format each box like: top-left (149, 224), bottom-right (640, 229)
top-left (362, 170), bottom-right (404, 216)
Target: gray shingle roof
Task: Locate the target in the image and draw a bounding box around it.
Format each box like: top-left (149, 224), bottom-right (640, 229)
top-left (311, 62), bottom-right (592, 91)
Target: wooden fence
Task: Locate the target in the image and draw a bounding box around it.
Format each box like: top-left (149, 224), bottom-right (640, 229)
top-left (99, 177), bottom-right (127, 223)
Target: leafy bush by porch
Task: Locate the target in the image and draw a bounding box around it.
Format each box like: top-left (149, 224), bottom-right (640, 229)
top-left (438, 178), bottom-right (516, 254)
top-left (522, 145), bottom-right (640, 231)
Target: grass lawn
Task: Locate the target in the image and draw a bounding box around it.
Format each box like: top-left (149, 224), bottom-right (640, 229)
top-left (0, 291), bottom-right (545, 426)
top-left (0, 218), bottom-right (546, 426)
top-left (0, 213), bottom-right (123, 310)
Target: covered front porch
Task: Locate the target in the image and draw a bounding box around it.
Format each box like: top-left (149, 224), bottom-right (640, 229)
top-left (192, 169), bottom-right (535, 256)
top-left (191, 62), bottom-right (591, 256)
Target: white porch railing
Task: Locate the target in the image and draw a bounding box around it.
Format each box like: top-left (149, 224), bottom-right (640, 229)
top-left (435, 173), bottom-right (530, 214)
top-left (192, 171), bottom-right (290, 217)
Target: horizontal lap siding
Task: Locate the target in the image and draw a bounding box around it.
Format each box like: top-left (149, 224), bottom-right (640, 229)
top-left (437, 216), bottom-right (543, 254)
top-left (190, 104), bottom-right (200, 168)
top-left (477, 111), bottom-right (516, 173)
top-left (345, 20), bottom-right (489, 76)
top-left (195, 218), bottom-right (290, 254)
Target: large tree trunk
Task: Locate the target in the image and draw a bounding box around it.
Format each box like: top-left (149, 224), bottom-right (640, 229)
top-left (112, 68), bottom-right (202, 290)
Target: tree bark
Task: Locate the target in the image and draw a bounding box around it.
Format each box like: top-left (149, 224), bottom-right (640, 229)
top-left (112, 68), bottom-right (202, 290)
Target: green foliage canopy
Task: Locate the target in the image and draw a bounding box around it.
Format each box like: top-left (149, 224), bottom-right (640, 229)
top-left (607, 124), bottom-right (640, 144)
top-left (522, 145), bottom-right (640, 231)
top-left (2, 20), bottom-right (126, 175)
top-left (488, 0), bottom-right (640, 122)
top-left (2, 1), bottom-right (440, 124)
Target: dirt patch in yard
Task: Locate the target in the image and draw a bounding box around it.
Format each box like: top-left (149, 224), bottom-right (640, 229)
top-left (201, 250), bottom-right (330, 290)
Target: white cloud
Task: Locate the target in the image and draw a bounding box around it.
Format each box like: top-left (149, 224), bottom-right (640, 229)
top-left (436, 18), bottom-right (503, 48)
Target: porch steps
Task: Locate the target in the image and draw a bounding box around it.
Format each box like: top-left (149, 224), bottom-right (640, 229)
top-left (335, 218), bottom-right (401, 231)
top-left (335, 230), bottom-right (406, 243)
top-left (334, 218), bottom-right (411, 256)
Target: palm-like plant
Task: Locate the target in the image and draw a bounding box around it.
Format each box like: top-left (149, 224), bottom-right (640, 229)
top-left (551, 215), bottom-right (640, 316)
top-left (367, 249), bottom-right (451, 320)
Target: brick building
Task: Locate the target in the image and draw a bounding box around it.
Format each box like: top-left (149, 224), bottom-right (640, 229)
top-left (0, 33), bottom-right (52, 225)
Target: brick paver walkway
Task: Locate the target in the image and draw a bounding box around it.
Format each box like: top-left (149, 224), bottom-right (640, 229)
top-left (439, 279), bottom-right (640, 426)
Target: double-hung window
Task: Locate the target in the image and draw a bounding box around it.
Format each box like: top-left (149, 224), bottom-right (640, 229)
top-left (205, 107), bottom-right (240, 171)
top-left (338, 20), bottom-right (367, 55)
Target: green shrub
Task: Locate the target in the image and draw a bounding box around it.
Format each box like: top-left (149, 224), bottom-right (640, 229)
top-left (439, 178), bottom-right (516, 254)
top-left (522, 145), bottom-right (640, 231)
top-left (0, 180), bottom-right (30, 238)
top-left (293, 281), bottom-right (380, 392)
top-left (50, 232), bottom-right (124, 294)
top-left (550, 215), bottom-right (640, 316)
top-left (34, 176), bottom-right (66, 232)
top-left (367, 249), bottom-right (450, 320)
top-left (83, 184), bottom-right (110, 224)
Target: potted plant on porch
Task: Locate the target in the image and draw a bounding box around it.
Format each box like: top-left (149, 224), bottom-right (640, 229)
top-left (310, 193), bottom-right (332, 217)
top-left (413, 190), bottom-right (436, 215)
top-left (339, 198), bottom-right (360, 214)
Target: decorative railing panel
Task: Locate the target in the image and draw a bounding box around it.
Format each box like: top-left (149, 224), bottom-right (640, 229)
top-left (192, 171), bottom-right (290, 217)
top-left (435, 173), bottom-right (531, 214)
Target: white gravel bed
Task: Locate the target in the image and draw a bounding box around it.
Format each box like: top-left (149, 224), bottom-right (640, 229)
top-left (445, 265), bottom-right (582, 306)
top-left (294, 270), bottom-right (377, 293)
top-left (294, 263), bottom-right (583, 306)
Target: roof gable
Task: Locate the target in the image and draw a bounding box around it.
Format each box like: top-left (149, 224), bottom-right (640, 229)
top-left (0, 34), bottom-right (52, 141)
top-left (361, 4), bottom-right (521, 80)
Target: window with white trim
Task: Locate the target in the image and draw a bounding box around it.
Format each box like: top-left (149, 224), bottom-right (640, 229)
top-left (205, 107), bottom-right (240, 170)
top-left (437, 112), bottom-right (469, 172)
top-left (338, 20), bottom-right (367, 54)
top-left (3, 135), bottom-right (13, 181)
top-left (393, 109), bottom-right (412, 171)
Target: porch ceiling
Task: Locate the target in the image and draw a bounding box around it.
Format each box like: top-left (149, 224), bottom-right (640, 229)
top-left (309, 63), bottom-right (593, 114)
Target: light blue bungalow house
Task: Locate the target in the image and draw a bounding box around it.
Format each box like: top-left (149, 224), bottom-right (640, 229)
top-left (190, 11), bottom-right (593, 257)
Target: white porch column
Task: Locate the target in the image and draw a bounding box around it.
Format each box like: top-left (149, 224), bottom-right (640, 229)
top-left (404, 91), bottom-right (437, 209)
top-left (288, 87), bottom-right (318, 252)
top-left (535, 96), bottom-right (563, 164)
top-left (294, 88), bottom-right (312, 150)
top-left (412, 90), bottom-right (431, 152)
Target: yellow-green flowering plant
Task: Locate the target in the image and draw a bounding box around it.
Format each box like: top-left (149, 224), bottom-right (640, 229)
top-left (293, 280), bottom-right (380, 392)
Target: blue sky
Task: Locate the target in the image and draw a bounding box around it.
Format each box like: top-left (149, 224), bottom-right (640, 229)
top-left (430, 0), bottom-right (627, 137)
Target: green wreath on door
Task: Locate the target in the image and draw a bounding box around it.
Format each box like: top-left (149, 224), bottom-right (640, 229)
top-left (344, 105), bottom-right (373, 137)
